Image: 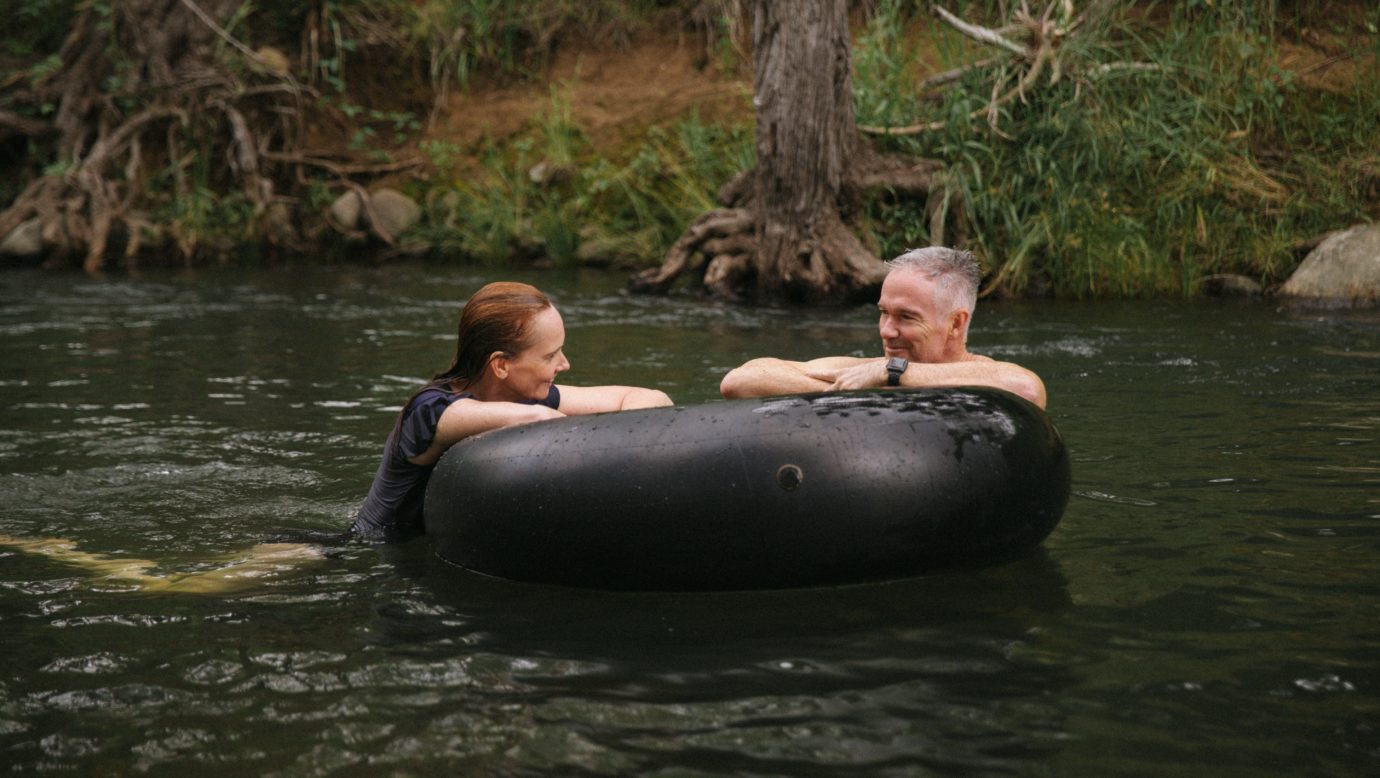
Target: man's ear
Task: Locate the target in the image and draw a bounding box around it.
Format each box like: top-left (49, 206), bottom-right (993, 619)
top-left (487, 351), bottom-right (509, 380)
top-left (948, 309), bottom-right (971, 339)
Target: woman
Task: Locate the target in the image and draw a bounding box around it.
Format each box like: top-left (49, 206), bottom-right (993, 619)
top-left (353, 282), bottom-right (672, 541)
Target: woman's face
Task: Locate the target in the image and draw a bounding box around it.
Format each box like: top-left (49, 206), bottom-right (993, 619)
top-left (501, 306), bottom-right (570, 400)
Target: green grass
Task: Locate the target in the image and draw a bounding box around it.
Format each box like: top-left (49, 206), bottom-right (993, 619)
top-left (414, 85), bottom-right (753, 268)
top-left (855, 0), bottom-right (1379, 297)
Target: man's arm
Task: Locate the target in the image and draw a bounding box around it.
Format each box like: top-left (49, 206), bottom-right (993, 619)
top-left (720, 356), bottom-right (871, 399)
top-left (813, 358), bottom-right (1047, 409)
top-left (916, 361), bottom-right (1046, 409)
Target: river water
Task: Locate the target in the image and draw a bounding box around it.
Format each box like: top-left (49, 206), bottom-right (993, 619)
top-left (1, 264), bottom-right (1376, 775)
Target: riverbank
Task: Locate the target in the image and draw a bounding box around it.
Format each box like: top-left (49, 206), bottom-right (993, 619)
top-left (0, 2), bottom-right (1376, 298)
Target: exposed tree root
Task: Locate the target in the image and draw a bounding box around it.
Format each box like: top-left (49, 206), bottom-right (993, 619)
top-left (753, 208), bottom-right (892, 303)
top-left (629, 208), bottom-right (754, 295)
top-left (0, 0), bottom-right (408, 270)
top-left (631, 148), bottom-right (959, 302)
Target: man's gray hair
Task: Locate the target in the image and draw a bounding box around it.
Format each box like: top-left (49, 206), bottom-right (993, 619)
top-left (885, 247), bottom-right (981, 316)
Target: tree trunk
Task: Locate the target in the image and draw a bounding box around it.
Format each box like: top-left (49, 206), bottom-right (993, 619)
top-left (751, 0), bottom-right (880, 302)
top-left (630, 0), bottom-right (948, 304)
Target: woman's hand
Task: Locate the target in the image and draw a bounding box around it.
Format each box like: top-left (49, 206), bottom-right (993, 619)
top-left (618, 387), bottom-right (673, 410)
top-left (555, 384), bottom-right (673, 415)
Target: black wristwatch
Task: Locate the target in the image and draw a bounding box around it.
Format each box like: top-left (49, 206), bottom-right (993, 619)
top-left (885, 356), bottom-right (909, 387)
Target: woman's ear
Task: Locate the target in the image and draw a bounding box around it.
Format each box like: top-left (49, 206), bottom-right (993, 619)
top-left (487, 351), bottom-right (509, 380)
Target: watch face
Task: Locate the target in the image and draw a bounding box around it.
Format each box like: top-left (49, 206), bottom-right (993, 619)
top-left (886, 357), bottom-right (907, 386)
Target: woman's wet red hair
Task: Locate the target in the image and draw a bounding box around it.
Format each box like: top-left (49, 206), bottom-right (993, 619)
top-left (440, 282), bottom-right (553, 388)
top-left (389, 282), bottom-right (553, 459)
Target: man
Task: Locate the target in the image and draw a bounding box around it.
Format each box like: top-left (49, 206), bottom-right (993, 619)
top-left (719, 247), bottom-right (1047, 409)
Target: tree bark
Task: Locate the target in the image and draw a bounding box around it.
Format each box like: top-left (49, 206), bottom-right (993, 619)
top-left (751, 0), bottom-right (880, 302)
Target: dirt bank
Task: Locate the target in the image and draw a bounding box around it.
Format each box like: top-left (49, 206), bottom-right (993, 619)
top-left (428, 32), bottom-right (752, 171)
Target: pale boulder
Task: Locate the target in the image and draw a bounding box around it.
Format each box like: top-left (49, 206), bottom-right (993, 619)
top-left (328, 190), bottom-right (363, 232)
top-left (1279, 224), bottom-right (1380, 306)
top-left (366, 188), bottom-right (421, 242)
top-left (0, 218), bottom-right (43, 257)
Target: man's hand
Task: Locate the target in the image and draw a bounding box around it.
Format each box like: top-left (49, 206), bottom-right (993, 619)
top-left (806, 359), bottom-right (889, 391)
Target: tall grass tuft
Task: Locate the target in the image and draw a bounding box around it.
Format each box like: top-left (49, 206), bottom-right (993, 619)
top-left (856, 1), bottom-right (1379, 297)
top-left (415, 86), bottom-right (754, 267)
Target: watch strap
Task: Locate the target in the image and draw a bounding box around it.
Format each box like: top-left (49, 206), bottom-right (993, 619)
top-left (885, 357), bottom-right (908, 386)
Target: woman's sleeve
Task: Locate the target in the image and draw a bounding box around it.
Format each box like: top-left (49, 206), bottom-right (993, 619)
top-left (398, 393), bottom-right (449, 460)
top-left (542, 385), bottom-right (561, 410)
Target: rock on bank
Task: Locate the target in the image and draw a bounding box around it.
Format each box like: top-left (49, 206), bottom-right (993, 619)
top-left (1279, 224), bottom-right (1380, 307)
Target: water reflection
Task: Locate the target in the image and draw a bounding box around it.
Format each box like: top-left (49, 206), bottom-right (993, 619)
top-left (413, 547), bottom-right (1073, 655)
top-left (349, 545), bottom-right (1079, 774)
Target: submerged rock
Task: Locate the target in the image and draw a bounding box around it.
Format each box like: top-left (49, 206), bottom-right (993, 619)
top-left (1278, 224), bottom-right (1380, 306)
top-left (575, 235), bottom-right (623, 267)
top-left (1201, 273), bottom-right (1262, 298)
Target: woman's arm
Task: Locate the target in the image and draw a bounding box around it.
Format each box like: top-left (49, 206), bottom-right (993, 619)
top-left (407, 398), bottom-right (564, 466)
top-left (554, 384), bottom-right (673, 415)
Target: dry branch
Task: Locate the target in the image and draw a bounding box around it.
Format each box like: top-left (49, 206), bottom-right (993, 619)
top-left (0, 109), bottom-right (55, 140)
top-left (260, 151), bottom-right (426, 177)
top-left (178, 0), bottom-right (311, 94)
top-left (917, 57), bottom-right (1003, 90)
top-left (933, 5), bottom-right (1029, 58)
top-left (861, 1), bottom-right (1102, 138)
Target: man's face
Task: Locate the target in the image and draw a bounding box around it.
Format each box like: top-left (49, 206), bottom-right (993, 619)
top-left (877, 269), bottom-right (964, 363)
